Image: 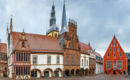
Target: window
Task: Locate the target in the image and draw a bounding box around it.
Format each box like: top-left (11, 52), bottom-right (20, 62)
top-left (110, 48), bottom-right (112, 52)
top-left (117, 48), bottom-right (120, 52)
top-left (120, 53), bottom-right (122, 57)
top-left (84, 58), bottom-right (86, 66)
top-left (111, 44), bottom-right (113, 47)
top-left (87, 60), bottom-right (88, 66)
top-left (66, 55), bottom-right (70, 64)
top-left (117, 44), bottom-right (118, 47)
top-left (107, 53), bottom-right (110, 57)
top-left (57, 56), bottom-right (60, 64)
top-left (33, 56), bottom-right (37, 64)
top-left (16, 53), bottom-right (18, 61)
top-left (113, 48), bottom-right (116, 52)
top-left (82, 59), bottom-right (83, 66)
top-left (113, 53), bottom-right (116, 57)
top-left (16, 67), bottom-right (18, 75)
top-left (106, 61), bottom-right (111, 69)
top-left (114, 40), bottom-right (116, 47)
top-left (22, 42), bottom-right (25, 47)
top-left (47, 56), bottom-right (51, 64)
top-left (117, 60), bottom-right (122, 69)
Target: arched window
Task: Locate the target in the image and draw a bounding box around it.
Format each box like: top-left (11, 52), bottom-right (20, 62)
top-left (22, 42), bottom-right (25, 47)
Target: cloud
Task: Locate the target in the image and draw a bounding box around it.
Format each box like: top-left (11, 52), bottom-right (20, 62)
top-left (0, 0), bottom-right (130, 57)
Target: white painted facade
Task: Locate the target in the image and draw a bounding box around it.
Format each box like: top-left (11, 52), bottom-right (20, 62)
top-left (80, 53), bottom-right (89, 69)
top-left (31, 54), bottom-right (64, 78)
top-left (95, 63), bottom-right (103, 74)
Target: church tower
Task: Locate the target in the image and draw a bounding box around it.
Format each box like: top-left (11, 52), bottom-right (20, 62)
top-left (46, 2), bottom-right (59, 38)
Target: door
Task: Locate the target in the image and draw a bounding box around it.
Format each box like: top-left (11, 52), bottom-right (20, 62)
top-left (113, 60), bottom-right (116, 70)
top-left (44, 71), bottom-right (49, 77)
top-left (55, 71), bottom-right (59, 77)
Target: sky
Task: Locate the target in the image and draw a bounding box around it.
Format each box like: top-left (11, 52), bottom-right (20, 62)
top-left (0, 0), bottom-right (130, 57)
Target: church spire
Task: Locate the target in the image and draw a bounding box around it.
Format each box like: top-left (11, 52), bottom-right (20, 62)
top-left (10, 15), bottom-right (13, 33)
top-left (60, 0), bottom-right (67, 34)
top-left (49, 2), bottom-right (56, 26)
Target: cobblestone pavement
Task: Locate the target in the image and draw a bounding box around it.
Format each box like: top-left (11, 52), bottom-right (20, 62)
top-left (1, 74), bottom-right (130, 80)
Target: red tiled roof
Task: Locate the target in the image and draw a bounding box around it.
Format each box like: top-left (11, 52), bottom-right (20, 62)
top-left (79, 42), bottom-right (91, 54)
top-left (0, 43), bottom-right (7, 53)
top-left (12, 32), bottom-right (63, 53)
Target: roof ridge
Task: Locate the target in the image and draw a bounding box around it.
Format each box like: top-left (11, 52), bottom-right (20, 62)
top-left (12, 31), bottom-right (58, 40)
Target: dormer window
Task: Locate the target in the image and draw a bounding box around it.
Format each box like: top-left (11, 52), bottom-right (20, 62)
top-left (22, 42), bottom-right (25, 47)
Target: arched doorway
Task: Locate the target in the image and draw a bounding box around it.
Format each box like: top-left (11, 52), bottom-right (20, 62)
top-left (71, 69), bottom-right (74, 76)
top-left (64, 70), bottom-right (70, 77)
top-left (43, 68), bottom-right (53, 77)
top-left (31, 69), bottom-right (41, 78)
top-left (54, 68), bottom-right (62, 77)
top-left (76, 69), bottom-right (80, 76)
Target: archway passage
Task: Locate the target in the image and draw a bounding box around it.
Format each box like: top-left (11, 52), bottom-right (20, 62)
top-left (64, 70), bottom-right (70, 77)
top-left (71, 69), bottom-right (74, 76)
top-left (31, 69), bottom-right (41, 78)
top-left (55, 68), bottom-right (62, 77)
top-left (44, 68), bottom-right (53, 77)
top-left (76, 69), bottom-right (80, 76)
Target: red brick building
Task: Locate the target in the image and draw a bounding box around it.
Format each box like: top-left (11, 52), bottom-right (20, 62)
top-left (103, 35), bottom-right (127, 75)
top-left (0, 43), bottom-right (8, 77)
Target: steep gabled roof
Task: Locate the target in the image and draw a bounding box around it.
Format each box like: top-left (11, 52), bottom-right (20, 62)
top-left (79, 42), bottom-right (91, 54)
top-left (12, 32), bottom-right (63, 53)
top-left (104, 35), bottom-right (126, 59)
top-left (0, 43), bottom-right (7, 53)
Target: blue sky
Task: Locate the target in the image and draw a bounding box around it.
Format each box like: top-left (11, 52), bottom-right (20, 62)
top-left (0, 0), bottom-right (130, 56)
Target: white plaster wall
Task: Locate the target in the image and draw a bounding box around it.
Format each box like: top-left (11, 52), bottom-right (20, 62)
top-left (8, 55), bottom-right (13, 78)
top-left (31, 54), bottom-right (63, 65)
top-left (31, 54), bottom-right (64, 77)
top-left (95, 63), bottom-right (103, 74)
top-left (8, 66), bottom-right (12, 78)
top-left (80, 53), bottom-right (89, 69)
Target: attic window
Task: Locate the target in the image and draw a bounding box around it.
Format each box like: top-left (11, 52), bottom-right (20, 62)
top-left (107, 53), bottom-right (110, 57)
top-left (22, 42), bottom-right (25, 47)
top-left (120, 53), bottom-right (122, 57)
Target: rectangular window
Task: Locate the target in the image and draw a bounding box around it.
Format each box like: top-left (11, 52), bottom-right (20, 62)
top-left (16, 53), bottom-right (18, 61)
top-left (24, 53), bottom-right (26, 61)
top-left (57, 56), bottom-right (60, 64)
top-left (16, 67), bottom-right (18, 75)
top-left (33, 56), bottom-right (37, 64)
top-left (106, 61), bottom-right (111, 69)
top-left (84, 58), bottom-right (86, 66)
top-left (66, 55), bottom-right (69, 64)
top-left (117, 60), bottom-right (122, 69)
top-left (82, 59), bottom-right (83, 66)
top-left (47, 56), bottom-right (51, 64)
